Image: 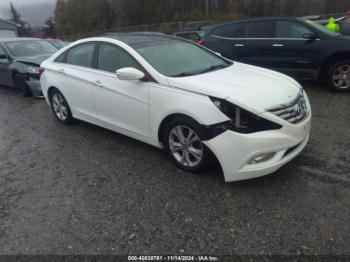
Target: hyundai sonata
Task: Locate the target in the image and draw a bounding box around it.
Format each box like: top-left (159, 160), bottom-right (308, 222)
top-left (40, 33), bottom-right (312, 182)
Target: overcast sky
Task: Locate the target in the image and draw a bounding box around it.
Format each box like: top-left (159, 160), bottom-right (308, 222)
top-left (0, 0), bottom-right (56, 26)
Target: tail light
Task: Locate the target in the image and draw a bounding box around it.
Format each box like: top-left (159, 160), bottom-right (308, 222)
top-left (196, 39), bottom-right (205, 45)
top-left (38, 67), bottom-right (45, 77)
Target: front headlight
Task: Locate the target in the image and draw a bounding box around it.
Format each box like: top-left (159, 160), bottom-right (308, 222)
top-left (26, 66), bottom-right (40, 74)
top-left (210, 97), bottom-right (282, 134)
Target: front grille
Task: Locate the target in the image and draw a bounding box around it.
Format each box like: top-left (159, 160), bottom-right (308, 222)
top-left (267, 91), bottom-right (308, 124)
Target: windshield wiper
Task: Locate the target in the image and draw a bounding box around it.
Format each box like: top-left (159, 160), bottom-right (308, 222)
top-left (171, 63), bottom-right (230, 77)
top-left (171, 72), bottom-right (197, 77)
top-left (199, 64), bottom-right (229, 74)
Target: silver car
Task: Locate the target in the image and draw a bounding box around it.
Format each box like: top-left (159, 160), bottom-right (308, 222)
top-left (0, 37), bottom-right (58, 97)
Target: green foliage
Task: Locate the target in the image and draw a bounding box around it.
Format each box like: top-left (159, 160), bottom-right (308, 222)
top-left (54, 0), bottom-right (113, 36)
top-left (43, 17), bottom-right (56, 37)
top-left (54, 0), bottom-right (350, 37)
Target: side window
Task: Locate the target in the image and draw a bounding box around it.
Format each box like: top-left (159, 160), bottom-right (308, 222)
top-left (244, 21), bottom-right (274, 38)
top-left (55, 52), bottom-right (66, 63)
top-left (66, 43), bottom-right (95, 67)
top-left (276, 21), bottom-right (313, 38)
top-left (211, 23), bottom-right (244, 38)
top-left (98, 43), bottom-right (140, 73)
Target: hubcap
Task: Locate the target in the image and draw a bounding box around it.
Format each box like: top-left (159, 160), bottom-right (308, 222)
top-left (52, 93), bottom-right (68, 121)
top-left (169, 126), bottom-right (203, 167)
top-left (332, 64), bottom-right (350, 89)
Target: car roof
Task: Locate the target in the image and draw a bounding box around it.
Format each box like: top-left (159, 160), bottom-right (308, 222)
top-left (0, 37), bottom-right (43, 43)
top-left (101, 32), bottom-right (178, 46)
top-left (210, 16), bottom-right (301, 29)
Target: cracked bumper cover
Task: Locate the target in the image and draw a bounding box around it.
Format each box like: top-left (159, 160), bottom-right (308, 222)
top-left (203, 113), bottom-right (312, 182)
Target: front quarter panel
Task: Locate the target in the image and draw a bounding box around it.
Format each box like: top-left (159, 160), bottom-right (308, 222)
top-left (149, 84), bottom-right (229, 146)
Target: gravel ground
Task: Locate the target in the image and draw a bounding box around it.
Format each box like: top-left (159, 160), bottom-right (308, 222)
top-left (0, 82), bottom-right (349, 255)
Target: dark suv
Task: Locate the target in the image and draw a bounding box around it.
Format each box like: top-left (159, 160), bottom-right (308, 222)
top-left (201, 17), bottom-right (350, 91)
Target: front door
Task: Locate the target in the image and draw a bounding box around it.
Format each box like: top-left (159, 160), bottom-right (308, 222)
top-left (91, 42), bottom-right (150, 138)
top-left (268, 20), bottom-right (321, 77)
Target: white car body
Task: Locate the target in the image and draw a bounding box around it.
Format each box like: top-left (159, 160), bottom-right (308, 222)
top-left (40, 35), bottom-right (312, 182)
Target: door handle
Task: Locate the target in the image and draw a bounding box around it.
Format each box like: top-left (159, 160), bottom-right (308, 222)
top-left (273, 44), bottom-right (284, 47)
top-left (57, 69), bottom-right (66, 74)
top-left (235, 44), bottom-right (245, 47)
top-left (93, 80), bottom-right (104, 88)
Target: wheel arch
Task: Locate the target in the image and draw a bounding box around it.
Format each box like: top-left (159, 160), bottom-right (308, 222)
top-left (10, 69), bottom-right (20, 85)
top-left (318, 52), bottom-right (350, 80)
top-left (157, 113), bottom-right (204, 144)
top-left (47, 86), bottom-right (58, 101)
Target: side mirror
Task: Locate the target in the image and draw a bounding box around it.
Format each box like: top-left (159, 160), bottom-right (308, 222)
top-left (215, 52), bottom-right (222, 56)
top-left (116, 67), bottom-right (145, 81)
top-left (303, 32), bottom-right (318, 40)
top-left (0, 54), bottom-right (9, 60)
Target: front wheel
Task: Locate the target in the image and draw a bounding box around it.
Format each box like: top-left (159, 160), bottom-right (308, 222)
top-left (49, 89), bottom-right (74, 124)
top-left (327, 60), bottom-right (350, 92)
top-left (13, 74), bottom-right (32, 97)
top-left (163, 116), bottom-right (213, 173)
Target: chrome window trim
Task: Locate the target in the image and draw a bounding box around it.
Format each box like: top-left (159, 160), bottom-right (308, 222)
top-left (211, 35), bottom-right (321, 41)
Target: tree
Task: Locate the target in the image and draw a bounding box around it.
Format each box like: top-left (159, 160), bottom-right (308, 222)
top-left (43, 17), bottom-right (56, 38)
top-left (54, 0), bottom-right (350, 38)
top-left (9, 2), bottom-right (30, 36)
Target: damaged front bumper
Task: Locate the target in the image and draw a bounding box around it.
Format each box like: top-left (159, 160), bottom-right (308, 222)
top-left (203, 113), bottom-right (312, 182)
top-left (24, 75), bottom-right (43, 98)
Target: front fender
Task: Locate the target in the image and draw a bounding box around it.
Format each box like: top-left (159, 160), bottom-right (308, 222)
top-left (149, 83), bottom-right (229, 144)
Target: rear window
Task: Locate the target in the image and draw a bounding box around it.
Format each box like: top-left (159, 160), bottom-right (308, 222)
top-left (66, 43), bottom-right (95, 68)
top-left (211, 23), bottom-right (244, 38)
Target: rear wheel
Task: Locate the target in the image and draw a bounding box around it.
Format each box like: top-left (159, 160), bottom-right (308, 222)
top-left (13, 74), bottom-right (32, 97)
top-left (163, 116), bottom-right (213, 173)
top-left (49, 89), bottom-right (74, 124)
top-left (327, 60), bottom-right (350, 92)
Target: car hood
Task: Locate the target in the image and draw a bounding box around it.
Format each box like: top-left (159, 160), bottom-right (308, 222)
top-left (167, 62), bottom-right (302, 114)
top-left (15, 54), bottom-right (53, 66)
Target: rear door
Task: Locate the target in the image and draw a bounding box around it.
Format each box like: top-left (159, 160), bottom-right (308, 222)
top-left (53, 42), bottom-right (97, 121)
top-left (235, 20), bottom-right (276, 67)
top-left (204, 22), bottom-right (245, 60)
top-left (204, 21), bottom-right (276, 68)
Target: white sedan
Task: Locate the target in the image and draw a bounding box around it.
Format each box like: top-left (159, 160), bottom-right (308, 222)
top-left (40, 33), bottom-right (312, 182)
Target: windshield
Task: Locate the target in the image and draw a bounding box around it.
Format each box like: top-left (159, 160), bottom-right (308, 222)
top-left (306, 20), bottom-right (342, 37)
top-left (5, 40), bottom-right (57, 57)
top-left (49, 40), bottom-right (68, 49)
top-left (133, 39), bottom-right (231, 77)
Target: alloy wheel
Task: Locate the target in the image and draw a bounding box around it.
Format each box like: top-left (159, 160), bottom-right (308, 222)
top-left (332, 64), bottom-right (350, 89)
top-left (52, 93), bottom-right (68, 121)
top-left (168, 125), bottom-right (203, 167)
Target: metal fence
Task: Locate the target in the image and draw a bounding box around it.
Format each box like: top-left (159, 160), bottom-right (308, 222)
top-left (62, 20), bottom-right (225, 41)
top-left (61, 12), bottom-right (349, 41)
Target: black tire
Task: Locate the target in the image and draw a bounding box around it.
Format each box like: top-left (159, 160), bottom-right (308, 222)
top-left (13, 74), bottom-right (32, 97)
top-left (49, 88), bottom-right (74, 125)
top-left (327, 60), bottom-right (350, 92)
top-left (163, 116), bottom-right (213, 173)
